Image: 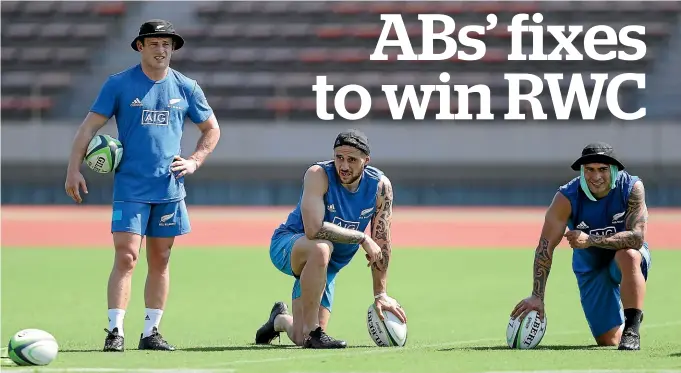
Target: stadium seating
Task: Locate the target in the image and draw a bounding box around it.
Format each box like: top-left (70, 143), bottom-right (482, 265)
top-left (170, 1), bottom-right (681, 121)
top-left (2, 1), bottom-right (681, 121)
top-left (0, 1), bottom-right (127, 120)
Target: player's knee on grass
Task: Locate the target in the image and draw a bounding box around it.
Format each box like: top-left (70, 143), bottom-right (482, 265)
top-left (113, 233), bottom-right (141, 272)
top-left (614, 248), bottom-right (642, 272)
top-left (146, 238), bottom-right (173, 273)
top-left (114, 250), bottom-right (138, 272)
top-left (595, 325), bottom-right (622, 346)
top-left (290, 331), bottom-right (305, 346)
top-left (289, 306), bottom-right (329, 345)
top-left (291, 298), bottom-right (306, 345)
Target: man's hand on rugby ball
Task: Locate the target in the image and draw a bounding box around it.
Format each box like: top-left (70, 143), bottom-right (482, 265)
top-left (374, 293), bottom-right (407, 323)
top-left (170, 155), bottom-right (198, 178)
top-left (511, 295), bottom-right (545, 321)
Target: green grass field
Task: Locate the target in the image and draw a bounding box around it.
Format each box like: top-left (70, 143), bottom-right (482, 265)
top-left (2, 247), bottom-right (680, 373)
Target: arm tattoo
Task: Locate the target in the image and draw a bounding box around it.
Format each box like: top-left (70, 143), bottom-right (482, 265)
top-left (314, 222), bottom-right (365, 243)
top-left (532, 238), bottom-right (553, 301)
top-left (587, 182), bottom-right (648, 250)
top-left (372, 181), bottom-right (393, 271)
top-left (587, 232), bottom-right (642, 250)
top-left (371, 180), bottom-right (393, 296)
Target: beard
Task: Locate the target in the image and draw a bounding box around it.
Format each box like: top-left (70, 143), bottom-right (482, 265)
top-left (338, 169), bottom-right (362, 185)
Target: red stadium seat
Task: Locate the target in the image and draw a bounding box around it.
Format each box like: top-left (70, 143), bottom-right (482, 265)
top-left (1, 95), bottom-right (54, 111)
top-left (330, 2), bottom-right (363, 15)
top-left (92, 2), bottom-right (126, 16)
top-left (299, 48), bottom-right (330, 63)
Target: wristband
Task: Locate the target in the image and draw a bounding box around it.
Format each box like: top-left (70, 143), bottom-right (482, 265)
top-left (359, 233), bottom-right (366, 244)
top-left (374, 292), bottom-right (387, 300)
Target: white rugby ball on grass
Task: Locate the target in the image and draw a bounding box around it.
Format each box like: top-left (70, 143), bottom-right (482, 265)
top-left (7, 329), bottom-right (59, 366)
top-left (367, 304), bottom-right (407, 347)
top-left (506, 310), bottom-right (547, 349)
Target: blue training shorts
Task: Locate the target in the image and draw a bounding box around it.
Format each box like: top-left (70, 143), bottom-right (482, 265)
top-left (269, 231), bottom-right (338, 312)
top-left (111, 200), bottom-right (191, 237)
top-left (576, 243), bottom-right (652, 338)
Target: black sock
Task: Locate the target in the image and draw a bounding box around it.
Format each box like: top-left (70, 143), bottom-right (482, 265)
top-left (623, 308), bottom-right (643, 334)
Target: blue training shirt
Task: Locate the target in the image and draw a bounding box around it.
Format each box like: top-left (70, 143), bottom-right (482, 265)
top-left (90, 64), bottom-right (213, 203)
top-left (274, 161), bottom-right (384, 273)
top-left (558, 171), bottom-right (642, 274)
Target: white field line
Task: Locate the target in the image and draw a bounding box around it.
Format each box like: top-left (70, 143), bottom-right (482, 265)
top-left (202, 320), bottom-right (681, 368)
top-left (482, 371), bottom-right (681, 373)
top-left (8, 370), bottom-right (679, 373)
top-left (289, 371), bottom-right (681, 373)
top-left (2, 369), bottom-right (235, 373)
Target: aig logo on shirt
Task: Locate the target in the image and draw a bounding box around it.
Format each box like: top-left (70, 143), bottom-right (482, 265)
top-left (142, 110), bottom-right (170, 126)
top-left (590, 226), bottom-right (617, 237)
top-left (332, 216), bottom-right (359, 230)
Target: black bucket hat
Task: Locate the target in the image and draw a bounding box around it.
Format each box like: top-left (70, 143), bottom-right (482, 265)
top-left (571, 142), bottom-right (625, 171)
top-left (131, 19), bottom-right (184, 51)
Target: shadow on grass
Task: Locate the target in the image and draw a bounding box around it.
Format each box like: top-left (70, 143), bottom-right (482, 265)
top-left (57, 349), bottom-right (108, 353)
top-left (56, 344), bottom-right (376, 353)
top-left (181, 344), bottom-right (376, 352)
top-left (56, 345), bottom-right (293, 353)
top-left (439, 344), bottom-right (604, 352)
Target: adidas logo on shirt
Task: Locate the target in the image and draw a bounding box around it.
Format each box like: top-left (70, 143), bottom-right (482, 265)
top-left (576, 221), bottom-right (589, 230)
top-left (130, 98), bottom-right (142, 107)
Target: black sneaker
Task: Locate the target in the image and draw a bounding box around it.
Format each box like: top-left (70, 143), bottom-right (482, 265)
top-left (302, 327), bottom-right (347, 349)
top-left (618, 329), bottom-right (640, 350)
top-left (618, 311), bottom-right (643, 351)
top-left (138, 327), bottom-right (175, 351)
top-left (255, 301), bottom-right (289, 344)
top-left (103, 328), bottom-right (124, 352)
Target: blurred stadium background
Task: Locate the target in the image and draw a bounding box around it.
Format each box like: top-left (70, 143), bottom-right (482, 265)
top-left (2, 0), bottom-right (680, 207)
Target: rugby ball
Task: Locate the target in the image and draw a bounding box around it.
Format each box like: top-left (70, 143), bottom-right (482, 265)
top-left (7, 329), bottom-right (59, 366)
top-left (506, 310), bottom-right (547, 349)
top-left (85, 134), bottom-right (123, 174)
top-left (366, 304), bottom-right (407, 347)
